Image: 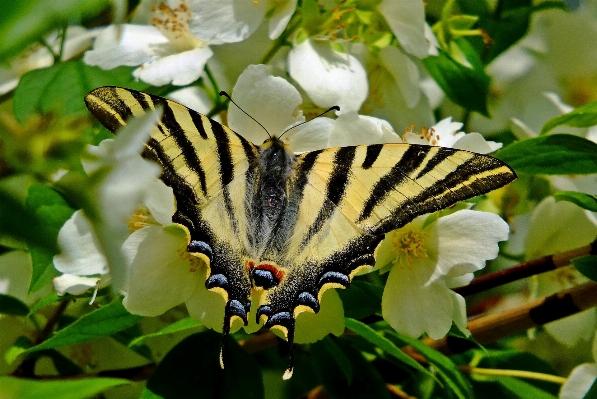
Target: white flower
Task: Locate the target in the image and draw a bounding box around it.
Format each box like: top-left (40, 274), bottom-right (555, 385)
top-left (85, 0), bottom-right (278, 86)
top-left (559, 333), bottom-right (597, 399)
top-left (403, 117), bottom-right (502, 154)
top-left (378, 210), bottom-right (509, 339)
top-left (363, 45), bottom-right (436, 132)
top-left (287, 39), bottom-right (369, 112)
top-left (377, 0), bottom-right (431, 59)
top-left (53, 111), bottom-right (162, 296)
top-left (0, 26), bottom-right (95, 95)
top-left (228, 64), bottom-right (400, 153)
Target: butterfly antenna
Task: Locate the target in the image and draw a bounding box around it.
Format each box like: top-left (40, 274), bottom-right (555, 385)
top-left (219, 91), bottom-right (271, 139)
top-left (278, 105), bottom-right (340, 140)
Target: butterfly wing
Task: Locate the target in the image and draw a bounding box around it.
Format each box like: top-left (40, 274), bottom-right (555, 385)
top-left (256, 143), bottom-right (516, 376)
top-left (85, 87), bottom-right (260, 333)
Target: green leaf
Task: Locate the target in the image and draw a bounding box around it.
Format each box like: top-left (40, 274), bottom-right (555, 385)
top-left (344, 318), bottom-right (433, 378)
top-left (554, 191), bottom-right (597, 212)
top-left (495, 134), bottom-right (597, 175)
top-left (541, 100), bottom-right (597, 135)
top-left (14, 61), bottom-right (150, 122)
top-left (0, 376), bottom-right (129, 399)
top-left (337, 280), bottom-right (382, 319)
top-left (311, 338), bottom-right (390, 399)
top-left (141, 331), bottom-right (264, 399)
top-left (0, 188), bottom-right (58, 253)
top-left (28, 291), bottom-right (60, 316)
top-left (0, 294), bottom-right (29, 316)
top-left (423, 38), bottom-right (490, 116)
top-left (498, 377), bottom-right (557, 399)
top-left (25, 184), bottom-right (75, 293)
top-left (389, 332), bottom-right (474, 399)
top-left (0, 0), bottom-right (110, 61)
top-left (315, 336), bottom-right (354, 385)
top-left (572, 255), bottom-right (597, 282)
top-left (129, 317), bottom-right (202, 348)
top-left (25, 297), bottom-right (142, 352)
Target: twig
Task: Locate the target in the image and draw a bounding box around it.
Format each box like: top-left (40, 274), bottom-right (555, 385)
top-left (425, 281), bottom-right (597, 354)
top-left (454, 238), bottom-right (597, 296)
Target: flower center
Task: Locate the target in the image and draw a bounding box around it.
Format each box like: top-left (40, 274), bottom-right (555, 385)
top-left (128, 206), bottom-right (153, 232)
top-left (404, 125), bottom-right (441, 146)
top-left (389, 229), bottom-right (429, 265)
top-left (151, 2), bottom-right (203, 52)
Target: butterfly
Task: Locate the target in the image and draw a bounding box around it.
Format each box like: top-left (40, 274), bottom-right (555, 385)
top-left (85, 86), bottom-right (516, 379)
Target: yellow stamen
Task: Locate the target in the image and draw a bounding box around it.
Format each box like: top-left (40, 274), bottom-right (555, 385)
top-left (389, 229), bottom-right (430, 266)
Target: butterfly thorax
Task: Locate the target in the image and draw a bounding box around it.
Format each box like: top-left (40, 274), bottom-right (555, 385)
top-left (248, 137), bottom-right (296, 256)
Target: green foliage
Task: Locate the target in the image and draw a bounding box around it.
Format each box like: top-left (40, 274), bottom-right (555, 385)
top-left (423, 38), bottom-right (490, 115)
top-left (572, 255), bottom-right (597, 282)
top-left (495, 134), bottom-right (597, 175)
top-left (540, 100), bottom-right (597, 135)
top-left (0, 0), bottom-right (110, 61)
top-left (25, 297), bottom-right (142, 352)
top-left (14, 61), bottom-right (149, 123)
top-left (25, 184), bottom-right (75, 293)
top-left (0, 294), bottom-right (29, 316)
top-left (554, 191), bottom-right (597, 212)
top-left (0, 376), bottom-right (130, 399)
top-left (141, 331), bottom-right (264, 399)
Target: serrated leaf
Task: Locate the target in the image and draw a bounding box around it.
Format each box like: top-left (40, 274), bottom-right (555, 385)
top-left (423, 39), bottom-right (489, 115)
top-left (390, 332), bottom-right (474, 399)
top-left (495, 134), bottom-right (597, 175)
top-left (14, 61), bottom-right (149, 122)
top-left (25, 297), bottom-right (142, 352)
top-left (554, 191), bottom-right (597, 212)
top-left (0, 376), bottom-right (129, 399)
top-left (572, 255), bottom-right (597, 282)
top-left (541, 100), bottom-right (597, 135)
top-left (129, 317), bottom-right (202, 348)
top-left (141, 331), bottom-right (264, 399)
top-left (344, 318), bottom-right (433, 378)
top-left (0, 294), bottom-right (29, 316)
top-left (0, 0), bottom-right (110, 61)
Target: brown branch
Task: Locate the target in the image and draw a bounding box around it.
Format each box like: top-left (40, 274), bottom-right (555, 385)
top-left (425, 281), bottom-right (597, 355)
top-left (454, 238), bottom-right (597, 297)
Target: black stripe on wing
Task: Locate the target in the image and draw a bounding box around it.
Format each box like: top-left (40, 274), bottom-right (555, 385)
top-left (358, 145), bottom-right (432, 222)
top-left (300, 147), bottom-right (356, 248)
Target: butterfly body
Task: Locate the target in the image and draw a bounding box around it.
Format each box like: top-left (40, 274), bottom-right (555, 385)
top-left (85, 86), bottom-right (517, 379)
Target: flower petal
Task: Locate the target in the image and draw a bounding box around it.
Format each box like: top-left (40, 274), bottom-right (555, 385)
top-left (53, 274), bottom-right (100, 296)
top-left (382, 258), bottom-right (454, 339)
top-left (378, 0), bottom-right (428, 58)
top-left (560, 363), bottom-right (597, 399)
top-left (327, 112), bottom-right (401, 147)
top-left (122, 225), bottom-right (202, 316)
top-left (432, 210), bottom-right (509, 280)
top-left (133, 47), bottom-right (214, 86)
top-left (288, 40), bottom-right (368, 112)
top-left (268, 0), bottom-right (297, 39)
top-left (228, 64), bottom-right (304, 143)
top-left (143, 179), bottom-right (176, 226)
top-left (189, 0), bottom-right (266, 44)
top-left (53, 210), bottom-right (109, 276)
top-left (84, 25), bottom-right (163, 69)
